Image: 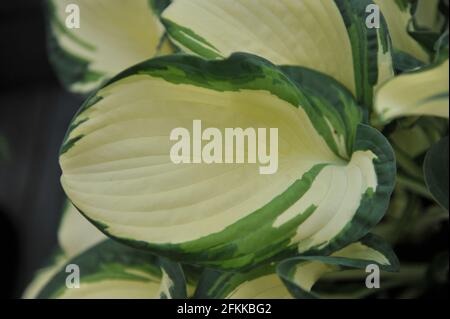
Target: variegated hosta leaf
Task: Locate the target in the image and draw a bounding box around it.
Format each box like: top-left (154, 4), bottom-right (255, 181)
top-left (374, 59), bottom-right (449, 121)
top-left (47, 0), bottom-right (173, 93)
top-left (25, 202), bottom-right (195, 299)
top-left (59, 53), bottom-right (396, 270)
top-left (194, 265), bottom-right (292, 299)
top-left (375, 31), bottom-right (449, 122)
top-left (373, 0), bottom-right (430, 64)
top-left (161, 0), bottom-right (394, 107)
top-left (23, 202), bottom-right (107, 299)
top-left (24, 201), bottom-right (197, 299)
top-left (277, 234), bottom-right (400, 299)
top-left (35, 240), bottom-right (187, 299)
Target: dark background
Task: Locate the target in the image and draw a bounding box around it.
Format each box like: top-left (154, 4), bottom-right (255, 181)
top-left (0, 0), bottom-right (81, 298)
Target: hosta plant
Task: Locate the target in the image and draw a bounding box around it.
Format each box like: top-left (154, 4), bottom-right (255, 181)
top-left (25, 0), bottom-right (448, 299)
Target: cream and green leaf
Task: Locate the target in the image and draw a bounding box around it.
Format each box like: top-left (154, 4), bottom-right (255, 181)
top-left (24, 202), bottom-right (194, 299)
top-left (23, 202), bottom-right (107, 299)
top-left (194, 264), bottom-right (292, 299)
top-left (47, 0), bottom-right (173, 93)
top-left (277, 233), bottom-right (400, 298)
top-left (34, 240), bottom-right (187, 299)
top-left (59, 53), bottom-right (396, 271)
top-left (194, 234), bottom-right (398, 299)
top-left (374, 30), bottom-right (449, 122)
top-left (161, 0), bottom-right (394, 108)
top-left (373, 0), bottom-right (430, 66)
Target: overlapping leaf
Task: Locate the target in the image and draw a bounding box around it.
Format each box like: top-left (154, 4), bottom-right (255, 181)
top-left (375, 31), bottom-right (449, 122)
top-left (161, 0), bottom-right (394, 108)
top-left (194, 234), bottom-right (398, 299)
top-left (32, 240), bottom-right (186, 299)
top-left (23, 202), bottom-right (107, 299)
top-left (47, 0), bottom-right (173, 93)
top-left (277, 234), bottom-right (399, 298)
top-left (194, 264), bottom-right (291, 299)
top-left (374, 0), bottom-right (430, 66)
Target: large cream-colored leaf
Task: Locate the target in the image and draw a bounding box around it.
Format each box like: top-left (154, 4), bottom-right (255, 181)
top-left (59, 54), bottom-right (395, 270)
top-left (161, 0), bottom-right (394, 107)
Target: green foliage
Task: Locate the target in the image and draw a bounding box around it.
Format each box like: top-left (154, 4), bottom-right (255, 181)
top-left (25, 0), bottom-right (449, 299)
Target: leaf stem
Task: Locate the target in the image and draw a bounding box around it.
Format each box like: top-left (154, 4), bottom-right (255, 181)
top-left (393, 146), bottom-right (424, 180)
top-left (397, 175), bottom-right (434, 200)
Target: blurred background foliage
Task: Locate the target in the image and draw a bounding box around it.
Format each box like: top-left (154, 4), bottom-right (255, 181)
top-left (0, 1), bottom-right (82, 298)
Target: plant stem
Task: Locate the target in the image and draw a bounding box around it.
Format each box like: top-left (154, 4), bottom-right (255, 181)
top-left (394, 146), bottom-right (424, 180)
top-left (397, 175), bottom-right (434, 200)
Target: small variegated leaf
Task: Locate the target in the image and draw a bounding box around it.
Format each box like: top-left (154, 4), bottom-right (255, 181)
top-left (374, 30), bottom-right (449, 123)
top-left (374, 0), bottom-right (430, 63)
top-left (194, 265), bottom-right (292, 299)
top-left (59, 53), bottom-right (396, 270)
top-left (392, 49), bottom-right (428, 74)
top-left (47, 0), bottom-right (173, 93)
top-left (35, 240), bottom-right (187, 299)
top-left (276, 234), bottom-right (400, 299)
top-left (23, 201), bottom-right (106, 299)
top-left (161, 0), bottom-right (394, 108)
